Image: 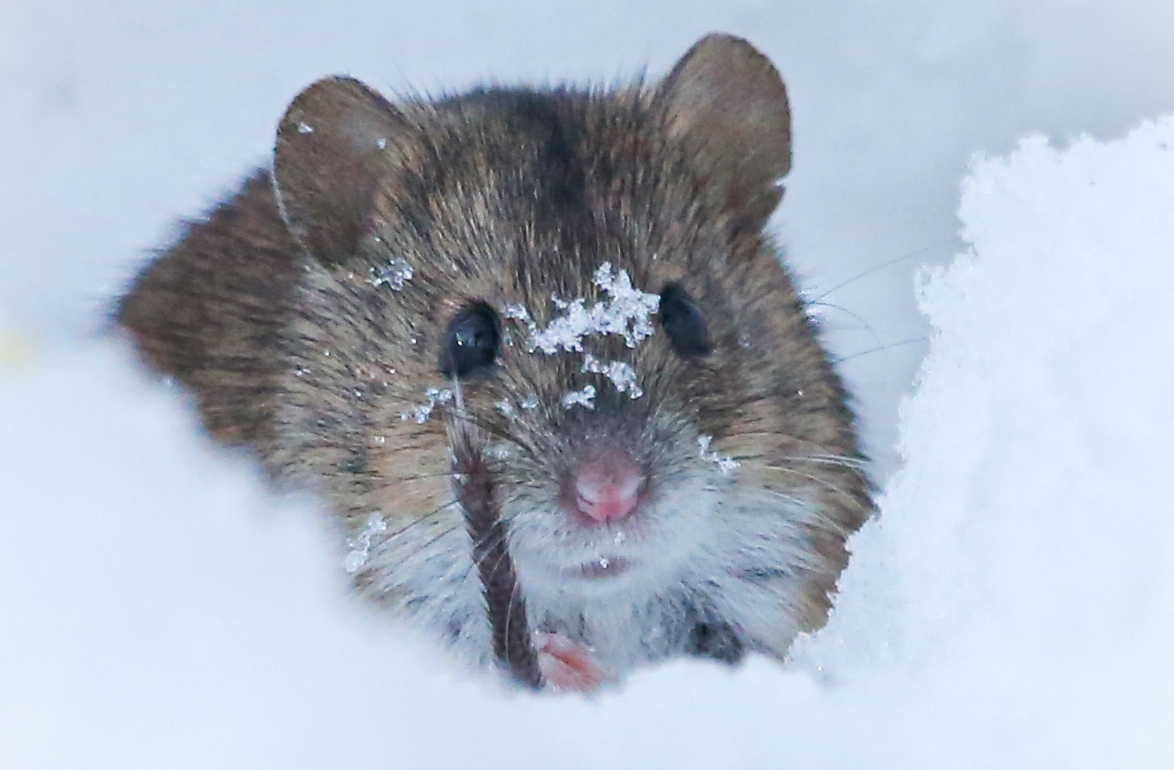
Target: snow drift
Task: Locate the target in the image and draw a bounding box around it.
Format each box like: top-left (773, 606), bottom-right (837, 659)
top-left (3, 114), bottom-right (1172, 767)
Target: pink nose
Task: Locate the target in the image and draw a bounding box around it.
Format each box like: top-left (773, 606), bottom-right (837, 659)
top-left (574, 453), bottom-right (644, 524)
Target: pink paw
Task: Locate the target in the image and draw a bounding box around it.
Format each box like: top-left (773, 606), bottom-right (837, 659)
top-left (534, 632), bottom-right (611, 693)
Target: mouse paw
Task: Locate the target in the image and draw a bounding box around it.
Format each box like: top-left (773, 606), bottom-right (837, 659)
top-left (534, 631), bottom-right (610, 693)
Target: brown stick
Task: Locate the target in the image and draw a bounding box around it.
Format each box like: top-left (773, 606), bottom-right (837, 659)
top-left (450, 417), bottom-right (544, 689)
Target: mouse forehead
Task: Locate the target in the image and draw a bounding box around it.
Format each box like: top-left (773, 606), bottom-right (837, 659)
top-left (373, 89), bottom-right (710, 311)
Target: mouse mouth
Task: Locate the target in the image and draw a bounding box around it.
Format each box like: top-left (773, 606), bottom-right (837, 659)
top-left (573, 556), bottom-right (632, 579)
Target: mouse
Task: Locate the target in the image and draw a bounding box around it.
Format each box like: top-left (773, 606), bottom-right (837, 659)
top-left (115, 33), bottom-right (873, 691)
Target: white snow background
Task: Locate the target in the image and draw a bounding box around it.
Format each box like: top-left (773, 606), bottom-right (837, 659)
top-left (3, 2), bottom-right (1174, 767)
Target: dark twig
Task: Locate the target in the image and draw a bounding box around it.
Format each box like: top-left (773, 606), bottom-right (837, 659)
top-left (449, 405), bottom-right (544, 689)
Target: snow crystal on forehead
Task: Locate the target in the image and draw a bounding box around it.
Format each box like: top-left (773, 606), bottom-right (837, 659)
top-left (527, 263), bottom-right (659, 354)
top-left (501, 303), bottom-right (531, 322)
top-left (369, 258), bottom-right (414, 290)
top-left (561, 384), bottom-right (596, 410)
top-left (582, 354), bottom-right (643, 399)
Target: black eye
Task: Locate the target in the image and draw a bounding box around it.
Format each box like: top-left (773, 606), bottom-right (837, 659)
top-left (658, 283), bottom-right (711, 357)
top-left (440, 301), bottom-right (501, 379)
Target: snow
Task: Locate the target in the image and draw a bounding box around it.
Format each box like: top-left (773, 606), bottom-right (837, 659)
top-left (344, 512), bottom-right (388, 574)
top-left (582, 354), bottom-right (643, 399)
top-left (791, 118), bottom-right (1174, 766)
top-left (4, 1), bottom-right (1174, 767)
top-left (522, 265), bottom-right (657, 404)
top-left (560, 384), bottom-right (597, 411)
top-left (697, 435), bottom-right (740, 476)
top-left (400, 387), bottom-right (454, 423)
top-left (526, 263), bottom-right (660, 354)
top-left (368, 257), bottom-right (414, 290)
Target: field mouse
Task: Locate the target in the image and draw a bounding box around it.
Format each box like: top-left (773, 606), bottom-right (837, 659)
top-left (116, 33), bottom-right (872, 691)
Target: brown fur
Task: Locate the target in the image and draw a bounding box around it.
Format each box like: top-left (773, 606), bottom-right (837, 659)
top-left (117, 171), bottom-right (299, 450)
top-left (116, 34), bottom-right (872, 678)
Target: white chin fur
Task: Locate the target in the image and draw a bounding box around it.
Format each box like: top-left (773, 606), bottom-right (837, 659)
top-left (506, 479), bottom-right (823, 672)
top-left (510, 482), bottom-right (720, 602)
top-left (373, 477), bottom-right (824, 676)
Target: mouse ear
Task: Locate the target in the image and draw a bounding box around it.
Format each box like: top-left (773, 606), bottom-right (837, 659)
top-left (273, 76), bottom-right (409, 266)
top-left (658, 34), bottom-right (792, 227)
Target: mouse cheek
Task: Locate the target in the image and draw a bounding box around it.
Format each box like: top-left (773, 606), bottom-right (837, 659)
top-left (368, 430), bottom-right (451, 519)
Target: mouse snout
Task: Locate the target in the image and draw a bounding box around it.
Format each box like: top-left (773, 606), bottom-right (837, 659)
top-left (570, 450), bottom-right (645, 524)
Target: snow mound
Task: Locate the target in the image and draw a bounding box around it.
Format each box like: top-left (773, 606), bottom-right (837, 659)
top-left (3, 119), bottom-right (1174, 768)
top-left (797, 116), bottom-right (1174, 766)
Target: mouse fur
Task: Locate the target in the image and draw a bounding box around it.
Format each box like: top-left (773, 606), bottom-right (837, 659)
top-left (116, 34), bottom-right (872, 683)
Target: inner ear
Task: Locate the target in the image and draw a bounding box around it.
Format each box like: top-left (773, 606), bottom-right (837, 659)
top-left (273, 76), bottom-right (410, 266)
top-left (658, 34), bottom-right (792, 226)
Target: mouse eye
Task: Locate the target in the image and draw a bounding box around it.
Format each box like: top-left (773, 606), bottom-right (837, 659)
top-left (440, 301), bottom-right (501, 379)
top-left (658, 283), bottom-right (711, 357)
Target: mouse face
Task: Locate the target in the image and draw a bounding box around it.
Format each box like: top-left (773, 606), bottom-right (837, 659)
top-left (264, 36), bottom-right (869, 675)
top-left (117, 34), bottom-right (871, 682)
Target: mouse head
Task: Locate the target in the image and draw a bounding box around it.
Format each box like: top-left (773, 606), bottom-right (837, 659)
top-left (269, 34), bottom-right (866, 632)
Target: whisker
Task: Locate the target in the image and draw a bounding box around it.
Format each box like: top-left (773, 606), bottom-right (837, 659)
top-left (402, 515), bottom-right (463, 555)
top-left (755, 465), bottom-right (870, 517)
top-left (374, 469), bottom-right (469, 483)
top-left (806, 300), bottom-right (889, 361)
top-left (755, 486), bottom-right (810, 508)
top-left (831, 336), bottom-right (929, 365)
top-left (468, 529), bottom-right (509, 573)
top-left (709, 433), bottom-right (871, 479)
top-left (808, 238), bottom-right (956, 303)
top-left (366, 500), bottom-right (455, 547)
top-left (730, 452), bottom-right (869, 471)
